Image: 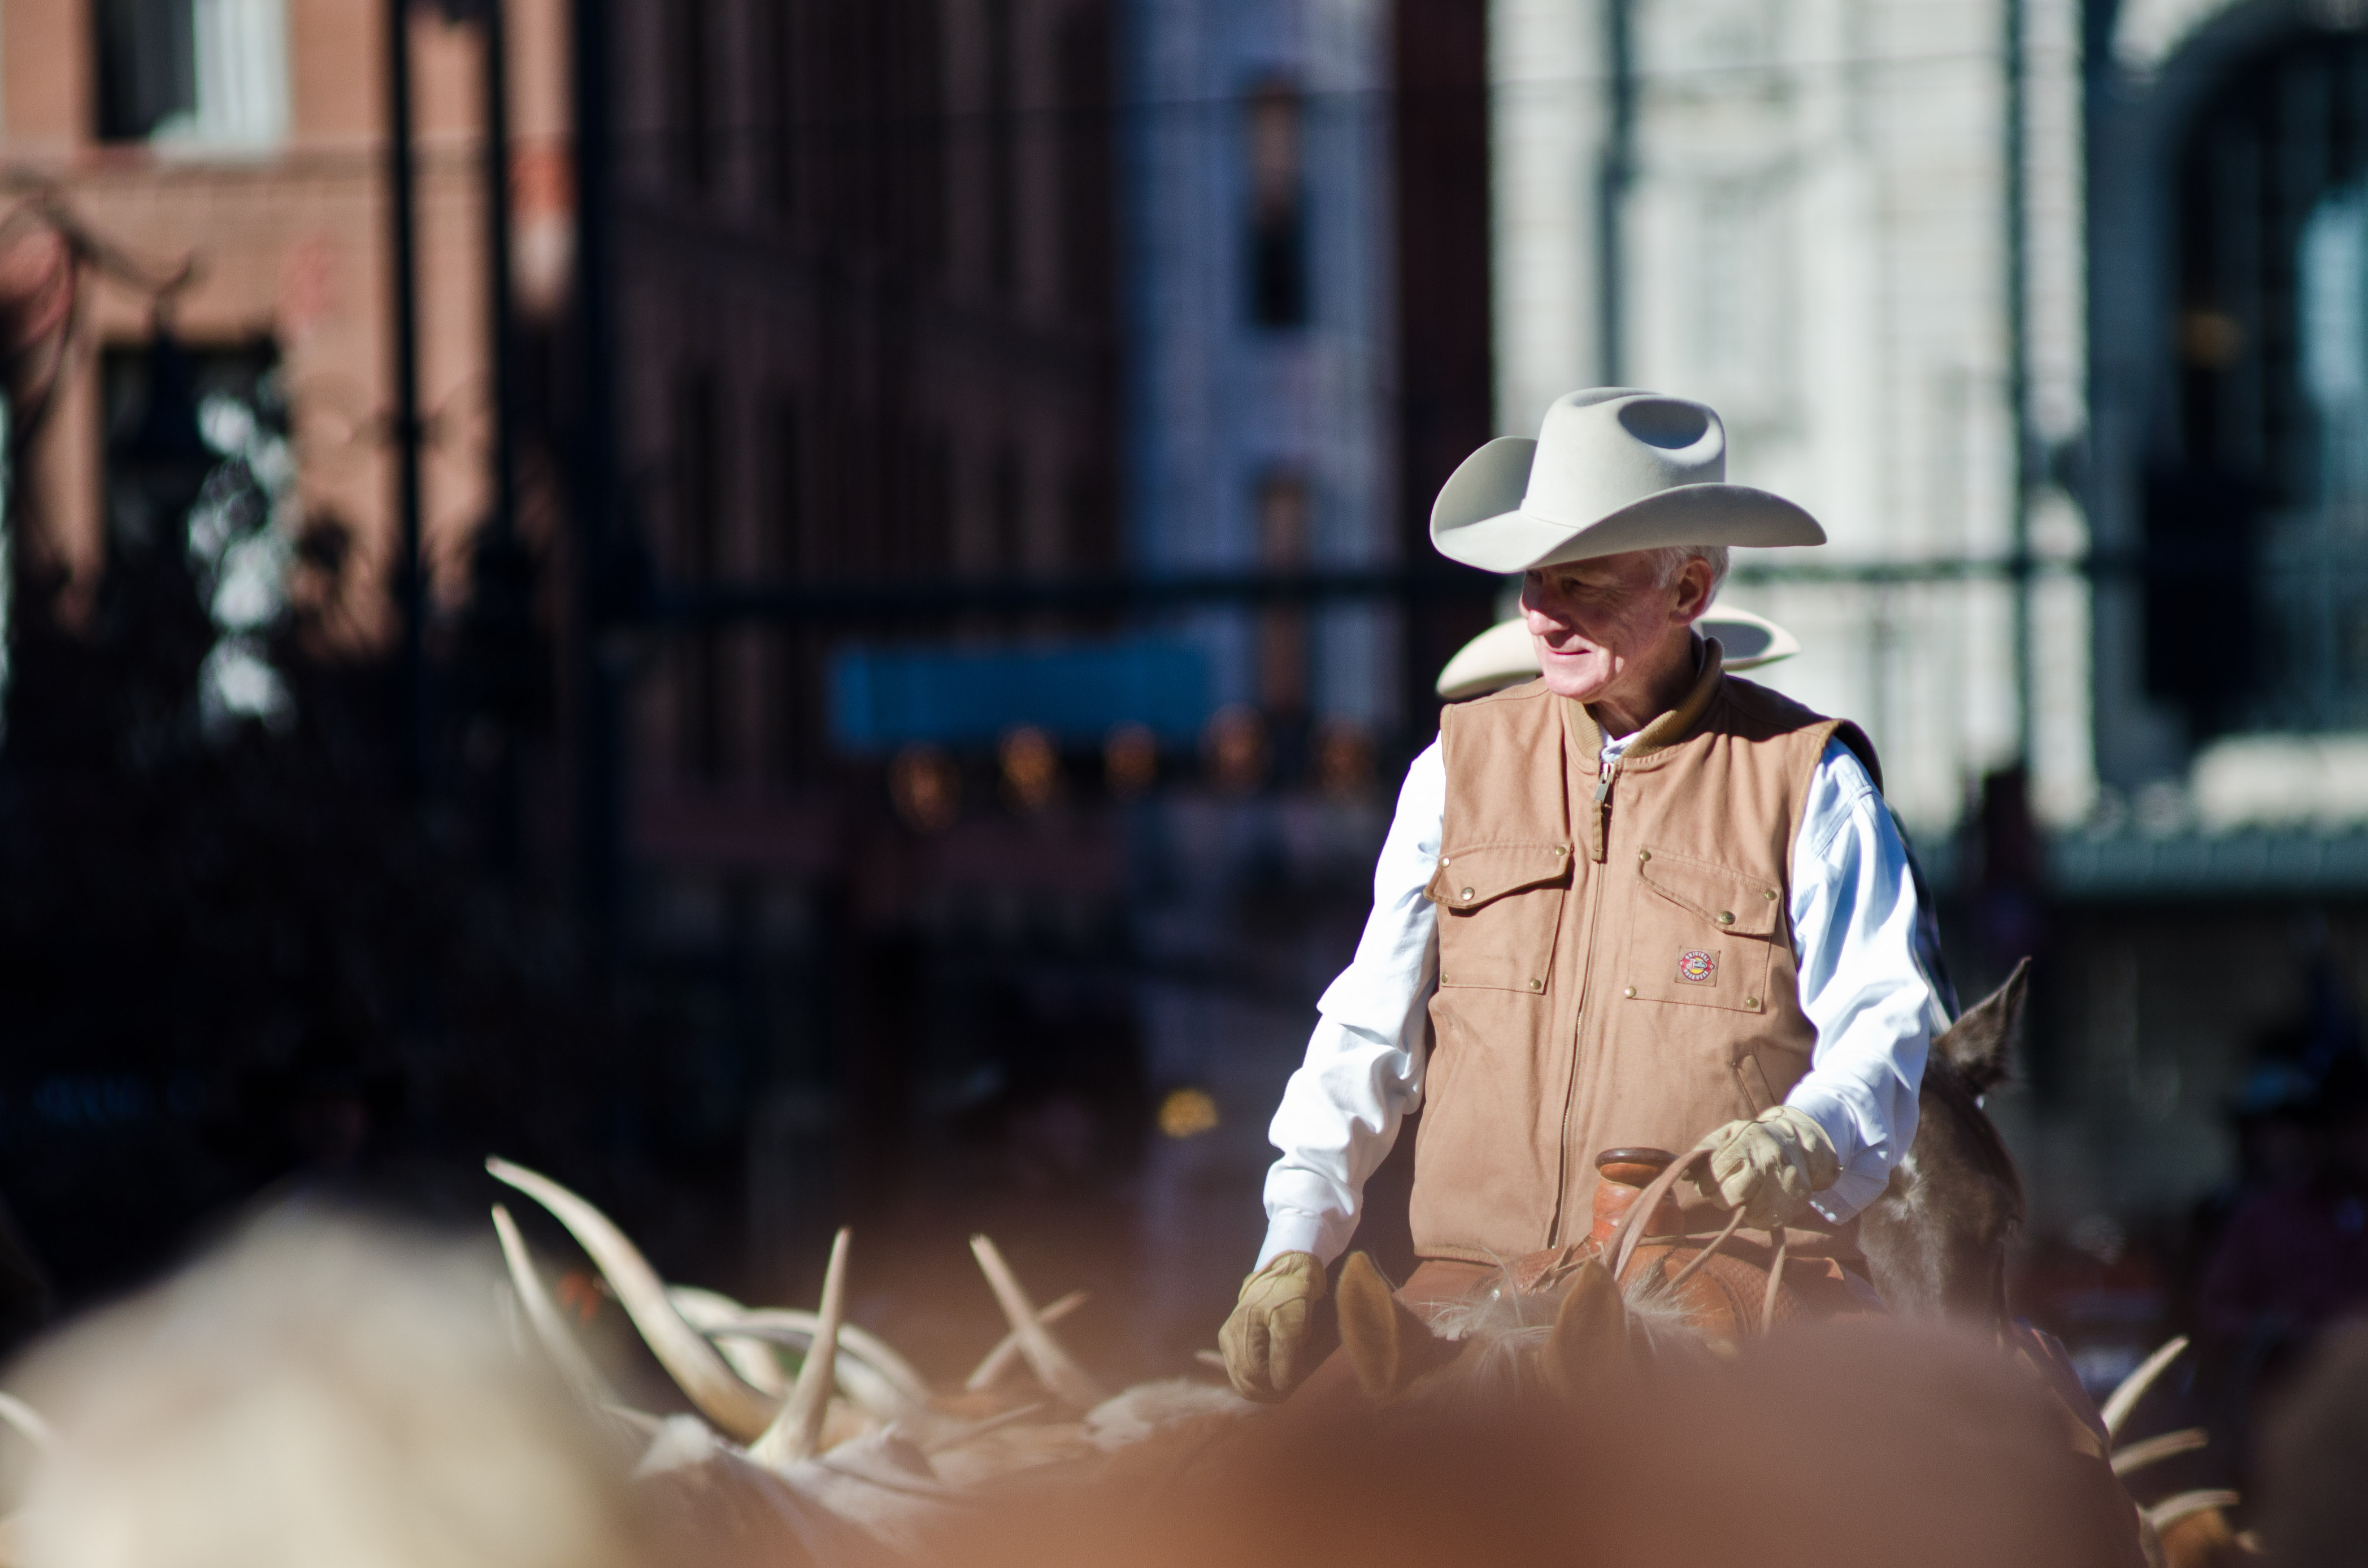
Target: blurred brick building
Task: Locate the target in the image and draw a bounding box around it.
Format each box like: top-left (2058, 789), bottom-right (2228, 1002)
top-left (0, 0), bottom-right (571, 648)
top-left (0, 0), bottom-right (1498, 1352)
top-left (616, 0), bottom-right (1123, 814)
top-left (596, 0), bottom-right (1144, 1299)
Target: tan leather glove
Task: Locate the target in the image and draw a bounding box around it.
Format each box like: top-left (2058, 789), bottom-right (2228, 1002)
top-left (1219, 1251), bottom-right (1327, 1403)
top-left (1690, 1105), bottom-right (1843, 1231)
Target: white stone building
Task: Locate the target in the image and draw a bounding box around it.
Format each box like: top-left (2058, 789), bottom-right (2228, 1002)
top-left (1123, 0), bottom-right (1400, 731)
top-left (1488, 0), bottom-right (2368, 1279)
top-left (1489, 0), bottom-right (2090, 835)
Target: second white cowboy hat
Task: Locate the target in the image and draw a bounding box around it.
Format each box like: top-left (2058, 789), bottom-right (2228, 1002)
top-left (1435, 606), bottom-right (1804, 701)
top-left (1431, 389), bottom-right (1825, 573)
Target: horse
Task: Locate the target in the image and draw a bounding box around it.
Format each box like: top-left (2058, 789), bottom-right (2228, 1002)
top-left (1857, 957), bottom-right (2031, 1331)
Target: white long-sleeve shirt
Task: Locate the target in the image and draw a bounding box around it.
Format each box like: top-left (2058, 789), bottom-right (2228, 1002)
top-left (1256, 733), bottom-right (1940, 1268)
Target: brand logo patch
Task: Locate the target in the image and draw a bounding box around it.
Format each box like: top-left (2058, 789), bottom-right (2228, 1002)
top-left (1676, 949), bottom-right (1718, 985)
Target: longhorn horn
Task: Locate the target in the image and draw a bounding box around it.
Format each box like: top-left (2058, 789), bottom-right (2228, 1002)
top-left (487, 1157), bottom-right (781, 1443)
top-left (0, 1392), bottom-right (53, 1452)
top-left (921, 1401), bottom-right (1045, 1454)
top-left (2146, 1490), bottom-right (2241, 1534)
top-left (685, 1309), bottom-right (929, 1417)
top-left (964, 1290), bottom-right (1088, 1392)
top-left (968, 1235), bottom-right (1104, 1407)
top-left (751, 1227), bottom-right (850, 1467)
top-left (671, 1287), bottom-right (787, 1396)
top-left (2102, 1335), bottom-right (2188, 1439)
top-left (492, 1203), bottom-right (619, 1408)
top-left (2111, 1427), bottom-right (2208, 1478)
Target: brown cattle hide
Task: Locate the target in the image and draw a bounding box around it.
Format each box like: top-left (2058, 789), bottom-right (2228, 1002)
top-left (936, 1322), bottom-right (2150, 1568)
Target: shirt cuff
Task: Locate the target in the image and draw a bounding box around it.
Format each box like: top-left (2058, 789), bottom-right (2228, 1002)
top-left (1809, 1167), bottom-right (1886, 1225)
top-left (1780, 1083), bottom-right (1864, 1164)
top-left (1256, 1209), bottom-right (1340, 1269)
top-left (1784, 1084), bottom-right (1887, 1225)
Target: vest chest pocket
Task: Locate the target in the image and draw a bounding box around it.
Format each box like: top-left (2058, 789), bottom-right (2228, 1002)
top-left (1624, 846), bottom-right (1782, 1013)
top-left (1426, 842), bottom-right (1571, 994)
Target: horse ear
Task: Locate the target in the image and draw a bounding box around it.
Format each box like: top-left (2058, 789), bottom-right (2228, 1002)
top-left (1544, 1259), bottom-right (1630, 1402)
top-left (1337, 1252), bottom-right (1457, 1401)
top-left (1933, 957), bottom-right (2029, 1094)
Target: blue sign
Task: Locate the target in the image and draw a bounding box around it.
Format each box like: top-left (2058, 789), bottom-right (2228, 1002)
top-left (828, 638), bottom-right (1212, 751)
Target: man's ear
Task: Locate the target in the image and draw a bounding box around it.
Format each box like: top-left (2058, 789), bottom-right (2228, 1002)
top-left (1672, 554), bottom-right (1718, 623)
top-left (1336, 1252), bottom-right (1459, 1401)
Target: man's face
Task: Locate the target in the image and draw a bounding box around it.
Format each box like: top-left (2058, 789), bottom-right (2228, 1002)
top-left (1519, 551), bottom-right (1713, 703)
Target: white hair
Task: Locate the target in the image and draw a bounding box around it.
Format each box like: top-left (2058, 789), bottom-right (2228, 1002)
top-left (1642, 545), bottom-right (1730, 608)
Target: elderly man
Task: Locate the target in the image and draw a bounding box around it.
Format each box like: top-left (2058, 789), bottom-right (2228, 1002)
top-left (1221, 389), bottom-right (1941, 1400)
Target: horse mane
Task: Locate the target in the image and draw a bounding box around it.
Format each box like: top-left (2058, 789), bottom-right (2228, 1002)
top-left (1406, 1260), bottom-right (1709, 1405)
top-left (1920, 1050), bottom-right (2025, 1223)
top-left (1856, 963), bottom-right (2034, 1326)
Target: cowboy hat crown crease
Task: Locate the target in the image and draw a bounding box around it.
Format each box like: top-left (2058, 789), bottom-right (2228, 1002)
top-left (1430, 389), bottom-right (1826, 574)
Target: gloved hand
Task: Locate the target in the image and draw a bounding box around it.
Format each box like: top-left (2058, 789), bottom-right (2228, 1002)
top-left (1219, 1251), bottom-right (1328, 1403)
top-left (1690, 1105), bottom-right (1843, 1230)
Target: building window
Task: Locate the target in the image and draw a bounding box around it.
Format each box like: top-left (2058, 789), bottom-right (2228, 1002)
top-left (906, 428), bottom-right (953, 573)
top-left (817, 403), bottom-right (863, 574)
top-left (899, 0), bottom-right (947, 273)
top-left (101, 337), bottom-right (296, 732)
top-left (96, 0), bottom-right (289, 148)
top-left (761, 1), bottom-right (798, 217)
top-left (675, 371), bottom-right (725, 785)
top-left (990, 447), bottom-right (1026, 572)
top-left (764, 391), bottom-right (811, 785)
top-left (1245, 77), bottom-right (1309, 330)
top-left (669, 0), bottom-right (716, 196)
top-left (2162, 29), bottom-right (2368, 735)
top-left (985, 0), bottom-right (1018, 296)
top-left (1255, 470), bottom-right (1311, 714)
top-left (1063, 459), bottom-right (1116, 572)
top-left (766, 391), bottom-right (806, 579)
top-left (1055, 3), bottom-right (1113, 321)
top-left (1689, 181), bottom-right (1790, 403)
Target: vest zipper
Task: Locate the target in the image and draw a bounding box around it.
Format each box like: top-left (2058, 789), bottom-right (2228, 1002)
top-left (1589, 755), bottom-right (1620, 862)
top-left (1549, 752), bottom-right (1618, 1246)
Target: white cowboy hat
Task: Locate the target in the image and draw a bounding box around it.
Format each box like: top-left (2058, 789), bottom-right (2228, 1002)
top-left (1435, 607), bottom-right (1803, 701)
top-left (1431, 389), bottom-right (1825, 572)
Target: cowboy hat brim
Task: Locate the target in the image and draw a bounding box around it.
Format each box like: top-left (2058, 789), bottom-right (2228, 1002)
top-left (1434, 609), bottom-right (1802, 701)
top-left (1430, 435), bottom-right (1826, 573)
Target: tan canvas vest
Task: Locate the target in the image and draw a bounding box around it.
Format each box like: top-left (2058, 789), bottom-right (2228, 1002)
top-left (1412, 641), bottom-right (1879, 1264)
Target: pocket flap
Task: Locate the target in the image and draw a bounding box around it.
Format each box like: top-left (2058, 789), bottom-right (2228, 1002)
top-left (1426, 843), bottom-right (1572, 912)
top-left (1636, 848), bottom-right (1783, 935)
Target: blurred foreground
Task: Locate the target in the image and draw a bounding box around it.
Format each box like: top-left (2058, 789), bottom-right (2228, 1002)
top-left (0, 1203), bottom-right (2293, 1568)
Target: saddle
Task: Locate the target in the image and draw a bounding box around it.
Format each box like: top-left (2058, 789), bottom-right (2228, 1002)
top-left (1498, 1147), bottom-right (1884, 1345)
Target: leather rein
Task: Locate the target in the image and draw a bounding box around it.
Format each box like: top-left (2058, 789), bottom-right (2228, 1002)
top-left (1603, 1146), bottom-right (1792, 1337)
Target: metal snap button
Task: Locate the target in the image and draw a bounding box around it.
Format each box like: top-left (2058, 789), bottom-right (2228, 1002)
top-left (1763, 888), bottom-right (1779, 901)
top-left (1636, 849), bottom-right (1650, 863)
top-left (1623, 986), bottom-right (1637, 999)
top-left (1528, 978), bottom-right (1543, 991)
top-left (1716, 911), bottom-right (1735, 925)
top-left (1745, 997), bottom-right (1761, 1009)
top-left (1461, 887), bottom-right (1476, 901)
top-left (1440, 856), bottom-right (1451, 866)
